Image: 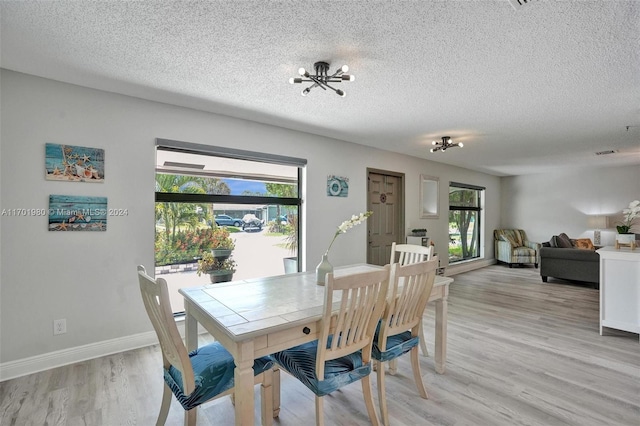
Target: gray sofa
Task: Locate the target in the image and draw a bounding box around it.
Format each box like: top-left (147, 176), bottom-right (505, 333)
top-left (539, 240), bottom-right (599, 287)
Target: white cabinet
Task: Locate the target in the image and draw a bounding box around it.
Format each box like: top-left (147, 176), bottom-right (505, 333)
top-left (597, 247), bottom-right (640, 337)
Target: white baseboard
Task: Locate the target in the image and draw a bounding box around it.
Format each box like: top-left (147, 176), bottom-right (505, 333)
top-left (0, 331), bottom-right (159, 382)
top-left (0, 319), bottom-right (203, 382)
top-left (445, 258), bottom-right (496, 276)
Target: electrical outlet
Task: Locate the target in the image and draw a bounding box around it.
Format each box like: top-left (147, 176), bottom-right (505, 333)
top-left (53, 319), bottom-right (67, 335)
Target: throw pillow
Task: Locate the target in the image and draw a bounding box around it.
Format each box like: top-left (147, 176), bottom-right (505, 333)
top-left (574, 238), bottom-right (595, 250)
top-left (500, 234), bottom-right (519, 248)
top-left (555, 233), bottom-right (573, 248)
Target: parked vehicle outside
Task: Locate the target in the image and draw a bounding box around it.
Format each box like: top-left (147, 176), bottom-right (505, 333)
top-left (242, 214), bottom-right (263, 231)
top-left (214, 214), bottom-right (242, 227)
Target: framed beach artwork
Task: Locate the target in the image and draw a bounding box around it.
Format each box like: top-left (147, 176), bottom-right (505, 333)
top-left (45, 143), bottom-right (105, 182)
top-left (48, 195), bottom-right (107, 231)
top-left (327, 175), bottom-right (349, 197)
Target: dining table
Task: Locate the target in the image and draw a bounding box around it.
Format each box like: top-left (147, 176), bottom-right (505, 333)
top-left (180, 263), bottom-right (453, 426)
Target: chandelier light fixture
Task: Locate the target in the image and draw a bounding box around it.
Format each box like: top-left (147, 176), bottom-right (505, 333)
top-left (289, 61), bottom-right (355, 97)
top-left (430, 136), bottom-right (463, 153)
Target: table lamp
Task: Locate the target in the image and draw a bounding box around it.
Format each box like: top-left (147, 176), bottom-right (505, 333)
top-left (588, 215), bottom-right (609, 246)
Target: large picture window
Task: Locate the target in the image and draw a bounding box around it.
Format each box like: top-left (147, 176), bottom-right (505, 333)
top-left (155, 139), bottom-right (305, 314)
top-left (448, 182), bottom-right (484, 263)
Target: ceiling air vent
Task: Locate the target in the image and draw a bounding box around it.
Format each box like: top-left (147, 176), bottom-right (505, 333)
top-left (508, 0), bottom-right (538, 10)
top-left (594, 150), bottom-right (618, 156)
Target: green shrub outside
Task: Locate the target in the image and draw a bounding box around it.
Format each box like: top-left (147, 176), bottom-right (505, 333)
top-left (448, 246), bottom-right (462, 257)
top-left (155, 227), bottom-right (237, 266)
top-left (268, 219), bottom-right (292, 234)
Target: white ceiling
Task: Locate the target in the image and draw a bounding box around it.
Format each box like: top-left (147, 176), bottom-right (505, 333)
top-left (1, 1), bottom-right (639, 176)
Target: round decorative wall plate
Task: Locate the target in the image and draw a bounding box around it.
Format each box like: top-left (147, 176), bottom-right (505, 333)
top-left (328, 179), bottom-right (342, 196)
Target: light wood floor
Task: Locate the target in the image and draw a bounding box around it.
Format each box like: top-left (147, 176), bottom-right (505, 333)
top-left (1, 265), bottom-right (639, 425)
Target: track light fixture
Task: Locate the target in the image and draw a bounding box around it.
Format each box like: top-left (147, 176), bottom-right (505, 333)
top-left (289, 61), bottom-right (355, 97)
top-left (430, 136), bottom-right (463, 153)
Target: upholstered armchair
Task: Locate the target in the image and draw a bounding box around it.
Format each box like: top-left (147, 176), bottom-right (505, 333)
top-left (494, 229), bottom-right (540, 268)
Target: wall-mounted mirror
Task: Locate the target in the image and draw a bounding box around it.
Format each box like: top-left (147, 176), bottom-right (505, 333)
top-left (420, 174), bottom-right (439, 218)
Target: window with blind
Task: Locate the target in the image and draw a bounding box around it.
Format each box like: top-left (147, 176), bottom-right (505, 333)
top-left (448, 182), bottom-right (484, 263)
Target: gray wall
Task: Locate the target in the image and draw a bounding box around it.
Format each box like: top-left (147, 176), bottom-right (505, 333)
top-left (0, 70), bottom-right (501, 370)
top-left (3, 69), bottom-right (635, 377)
top-left (500, 167), bottom-right (640, 246)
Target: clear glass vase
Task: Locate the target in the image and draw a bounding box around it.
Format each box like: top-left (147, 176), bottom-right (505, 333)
top-left (315, 253), bottom-right (333, 286)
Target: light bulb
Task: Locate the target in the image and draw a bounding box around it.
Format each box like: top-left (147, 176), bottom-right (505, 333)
top-left (298, 67), bottom-right (306, 76)
top-left (341, 65), bottom-right (349, 73)
top-left (302, 88), bottom-right (310, 96)
top-left (342, 74), bottom-right (355, 81)
top-left (289, 78), bottom-right (295, 84)
top-left (458, 143), bottom-right (464, 148)
top-left (432, 141), bottom-right (437, 145)
top-left (430, 148), bottom-right (435, 153)
top-left (336, 89), bottom-right (345, 97)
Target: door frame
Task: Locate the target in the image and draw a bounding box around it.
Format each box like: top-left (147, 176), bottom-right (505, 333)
top-left (366, 168), bottom-right (405, 263)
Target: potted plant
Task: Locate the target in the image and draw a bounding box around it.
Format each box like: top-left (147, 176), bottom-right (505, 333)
top-left (195, 226), bottom-right (237, 283)
top-left (283, 214), bottom-right (298, 274)
top-left (615, 200), bottom-right (640, 245)
top-left (210, 226), bottom-right (235, 259)
top-left (197, 252), bottom-right (237, 283)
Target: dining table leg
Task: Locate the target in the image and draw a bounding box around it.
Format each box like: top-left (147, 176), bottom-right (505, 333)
top-left (234, 339), bottom-right (256, 426)
top-left (184, 303), bottom-right (198, 352)
top-left (434, 294), bottom-right (448, 374)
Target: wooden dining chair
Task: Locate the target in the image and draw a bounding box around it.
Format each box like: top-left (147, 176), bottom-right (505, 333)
top-left (389, 242), bottom-right (434, 359)
top-left (137, 265), bottom-right (279, 426)
top-left (271, 266), bottom-right (390, 426)
top-left (372, 259), bottom-right (438, 426)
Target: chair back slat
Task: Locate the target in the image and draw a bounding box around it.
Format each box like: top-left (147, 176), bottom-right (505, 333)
top-left (137, 265), bottom-right (196, 394)
top-left (316, 267), bottom-right (390, 378)
top-left (379, 259), bottom-right (438, 345)
top-left (390, 242), bottom-right (433, 266)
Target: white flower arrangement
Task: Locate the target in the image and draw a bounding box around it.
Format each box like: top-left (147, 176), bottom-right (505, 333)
top-left (325, 211), bottom-right (373, 255)
top-left (617, 199), bottom-right (640, 234)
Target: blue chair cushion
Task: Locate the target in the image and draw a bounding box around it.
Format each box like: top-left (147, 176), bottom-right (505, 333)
top-left (272, 340), bottom-right (371, 397)
top-left (372, 330), bottom-right (419, 362)
top-left (164, 342), bottom-right (274, 411)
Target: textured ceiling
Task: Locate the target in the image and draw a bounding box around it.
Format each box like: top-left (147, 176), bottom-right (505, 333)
top-left (1, 0), bottom-right (639, 176)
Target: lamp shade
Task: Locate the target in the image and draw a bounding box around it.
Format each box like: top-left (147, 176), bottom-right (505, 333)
top-left (587, 215), bottom-right (609, 229)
